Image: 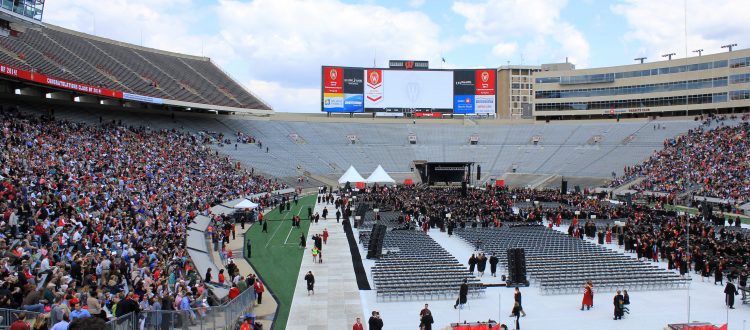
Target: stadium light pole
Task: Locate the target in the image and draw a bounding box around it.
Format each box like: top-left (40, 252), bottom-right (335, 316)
top-left (692, 49), bottom-right (703, 56)
top-left (721, 43), bottom-right (737, 52)
top-left (634, 57), bottom-right (647, 64)
top-left (662, 53), bottom-right (677, 61)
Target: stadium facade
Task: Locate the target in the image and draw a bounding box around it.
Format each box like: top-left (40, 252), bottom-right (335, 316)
top-left (532, 48), bottom-right (750, 120)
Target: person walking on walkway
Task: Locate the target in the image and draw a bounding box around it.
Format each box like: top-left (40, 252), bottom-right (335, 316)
top-left (468, 254), bottom-right (477, 274)
top-left (304, 271), bottom-right (315, 295)
top-left (246, 239), bottom-right (252, 258)
top-left (613, 290), bottom-right (625, 320)
top-left (511, 287), bottom-right (526, 317)
top-left (312, 246), bottom-right (319, 263)
top-left (453, 279), bottom-right (469, 309)
top-left (581, 281), bottom-right (594, 310)
top-left (725, 280), bottom-right (739, 309)
top-left (477, 253), bottom-right (487, 277)
top-left (511, 302), bottom-right (522, 330)
top-left (352, 317), bottom-right (364, 330)
top-left (489, 254), bottom-right (499, 277)
top-left (368, 311), bottom-right (383, 330)
top-left (262, 219), bottom-right (268, 233)
top-left (254, 279), bottom-right (265, 305)
top-left (299, 233), bottom-right (306, 249)
top-left (323, 228), bottom-right (329, 244)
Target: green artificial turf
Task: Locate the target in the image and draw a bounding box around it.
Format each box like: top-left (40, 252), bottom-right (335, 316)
top-left (660, 204), bottom-right (749, 224)
top-left (244, 195), bottom-right (315, 330)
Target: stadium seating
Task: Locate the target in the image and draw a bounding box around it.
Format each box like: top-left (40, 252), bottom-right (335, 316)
top-left (454, 226), bottom-right (690, 295)
top-left (1, 24), bottom-right (270, 109)
top-left (358, 212), bottom-right (485, 302)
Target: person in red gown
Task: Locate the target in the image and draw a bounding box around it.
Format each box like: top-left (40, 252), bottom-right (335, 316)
top-left (605, 229), bottom-right (612, 244)
top-left (581, 281), bottom-right (594, 310)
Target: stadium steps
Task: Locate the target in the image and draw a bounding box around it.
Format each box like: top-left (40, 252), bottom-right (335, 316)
top-left (37, 31), bottom-right (121, 89)
top-left (179, 58), bottom-right (242, 106)
top-left (613, 176), bottom-right (645, 194)
top-left (82, 39), bottom-right (153, 94)
top-left (129, 50), bottom-right (203, 103)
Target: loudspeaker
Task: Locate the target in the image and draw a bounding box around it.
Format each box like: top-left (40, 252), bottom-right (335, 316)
top-left (461, 182), bottom-right (467, 197)
top-left (476, 165), bottom-right (481, 181)
top-left (506, 248), bottom-right (528, 286)
top-left (574, 185), bottom-right (581, 193)
top-left (702, 204), bottom-right (713, 220)
top-left (367, 224), bottom-right (387, 259)
top-left (561, 180), bottom-right (568, 195)
top-left (625, 193), bottom-right (633, 206)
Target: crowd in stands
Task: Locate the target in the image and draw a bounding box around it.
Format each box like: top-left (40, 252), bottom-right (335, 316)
top-left (610, 115), bottom-right (749, 204)
top-left (358, 184), bottom-right (749, 289)
top-left (0, 107), bottom-right (284, 326)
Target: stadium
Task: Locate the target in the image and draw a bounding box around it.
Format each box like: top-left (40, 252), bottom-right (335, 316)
top-left (0, 1), bottom-right (748, 330)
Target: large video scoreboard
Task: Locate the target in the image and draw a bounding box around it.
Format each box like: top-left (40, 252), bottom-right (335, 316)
top-left (321, 66), bottom-right (496, 115)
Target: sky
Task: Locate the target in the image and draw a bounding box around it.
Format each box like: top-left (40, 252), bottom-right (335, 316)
top-left (42, 0), bottom-right (750, 113)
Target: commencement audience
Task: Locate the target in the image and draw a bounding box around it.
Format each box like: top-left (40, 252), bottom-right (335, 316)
top-left (612, 117), bottom-right (748, 204)
top-left (0, 108), bottom-right (284, 323)
top-left (359, 184), bottom-right (750, 291)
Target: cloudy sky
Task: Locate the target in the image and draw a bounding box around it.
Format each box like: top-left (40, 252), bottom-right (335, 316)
top-left (43, 0), bottom-right (750, 112)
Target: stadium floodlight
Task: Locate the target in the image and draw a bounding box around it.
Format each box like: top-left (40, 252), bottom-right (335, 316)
top-left (662, 53), bottom-right (676, 60)
top-left (721, 43), bottom-right (737, 52)
top-left (692, 49), bottom-right (703, 56)
top-left (634, 57), bottom-right (647, 64)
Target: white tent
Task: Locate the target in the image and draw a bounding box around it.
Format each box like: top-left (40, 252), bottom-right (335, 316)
top-left (366, 165), bottom-right (395, 183)
top-left (233, 199), bottom-right (258, 209)
top-left (338, 166), bottom-right (366, 184)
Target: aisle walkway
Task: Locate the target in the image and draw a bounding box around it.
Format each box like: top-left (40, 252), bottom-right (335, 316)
top-left (212, 208), bottom-right (280, 329)
top-left (287, 194), bottom-right (365, 329)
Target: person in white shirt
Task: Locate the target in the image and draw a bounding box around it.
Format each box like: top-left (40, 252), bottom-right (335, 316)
top-left (40, 256), bottom-right (50, 273)
top-left (51, 313), bottom-right (70, 330)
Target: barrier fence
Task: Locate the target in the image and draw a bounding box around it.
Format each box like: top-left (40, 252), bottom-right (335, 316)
top-left (0, 308), bottom-right (47, 328)
top-left (0, 284), bottom-right (255, 330)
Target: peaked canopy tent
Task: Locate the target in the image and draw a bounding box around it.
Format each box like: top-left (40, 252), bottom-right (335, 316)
top-left (233, 199), bottom-right (259, 209)
top-left (366, 165), bottom-right (395, 184)
top-left (338, 166), bottom-right (366, 184)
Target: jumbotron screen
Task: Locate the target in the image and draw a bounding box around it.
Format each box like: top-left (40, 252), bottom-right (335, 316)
top-left (321, 66), bottom-right (496, 114)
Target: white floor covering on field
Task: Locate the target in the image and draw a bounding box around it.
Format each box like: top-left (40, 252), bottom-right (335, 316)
top-left (355, 222), bottom-right (750, 330)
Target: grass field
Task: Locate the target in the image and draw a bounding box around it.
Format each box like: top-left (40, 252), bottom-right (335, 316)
top-left (244, 195), bottom-right (315, 330)
top-left (659, 204), bottom-right (750, 224)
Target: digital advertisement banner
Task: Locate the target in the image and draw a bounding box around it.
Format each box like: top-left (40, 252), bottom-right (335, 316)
top-left (475, 95), bottom-right (496, 114)
top-left (475, 69), bottom-right (496, 95)
top-left (343, 93), bottom-right (364, 112)
top-left (364, 69), bottom-right (383, 105)
top-left (343, 68), bottom-right (364, 94)
top-left (322, 66), bottom-right (496, 114)
top-left (453, 70), bottom-right (476, 95)
top-left (453, 95), bottom-right (475, 114)
top-left (323, 92), bottom-right (344, 111)
top-left (323, 67), bottom-right (343, 93)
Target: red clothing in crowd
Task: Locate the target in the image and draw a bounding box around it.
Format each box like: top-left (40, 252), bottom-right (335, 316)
top-left (228, 287), bottom-right (240, 300)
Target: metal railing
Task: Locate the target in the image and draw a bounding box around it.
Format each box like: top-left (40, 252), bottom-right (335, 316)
top-left (105, 312), bottom-right (137, 330)
top-left (0, 308), bottom-right (48, 328)
top-left (0, 284), bottom-right (254, 330)
top-left (135, 286), bottom-right (256, 330)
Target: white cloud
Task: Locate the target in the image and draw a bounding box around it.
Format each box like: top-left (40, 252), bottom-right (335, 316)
top-left (215, 0), bottom-right (446, 111)
top-left (245, 79), bottom-right (319, 113)
top-left (408, 0), bottom-right (426, 8)
top-left (452, 0), bottom-right (590, 66)
top-left (612, 0), bottom-right (750, 60)
top-left (491, 42), bottom-right (518, 57)
top-left (42, 0), bottom-right (447, 113)
top-left (44, 0), bottom-right (210, 55)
